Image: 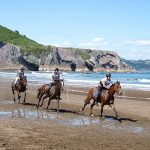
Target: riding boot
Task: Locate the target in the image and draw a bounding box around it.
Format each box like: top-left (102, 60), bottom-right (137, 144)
top-left (95, 86), bottom-right (103, 106)
top-left (95, 100), bottom-right (99, 106)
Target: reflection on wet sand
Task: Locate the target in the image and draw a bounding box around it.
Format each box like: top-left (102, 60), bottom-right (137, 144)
top-left (11, 108), bottom-right (57, 120)
top-left (0, 106), bottom-right (148, 134)
top-left (0, 98), bottom-right (150, 134)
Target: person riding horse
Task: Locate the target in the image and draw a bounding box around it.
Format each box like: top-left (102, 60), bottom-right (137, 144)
top-left (14, 67), bottom-right (26, 86)
top-left (45, 68), bottom-right (61, 95)
top-left (50, 68), bottom-right (61, 87)
top-left (37, 68), bottom-right (63, 110)
top-left (12, 66), bottom-right (27, 103)
top-left (95, 73), bottom-right (113, 105)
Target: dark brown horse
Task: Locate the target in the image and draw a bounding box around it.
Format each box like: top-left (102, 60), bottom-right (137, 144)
top-left (81, 81), bottom-right (121, 119)
top-left (37, 79), bottom-right (63, 112)
top-left (12, 76), bottom-right (27, 103)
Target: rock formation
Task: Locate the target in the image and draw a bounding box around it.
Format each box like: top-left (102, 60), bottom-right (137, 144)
top-left (0, 42), bottom-right (133, 72)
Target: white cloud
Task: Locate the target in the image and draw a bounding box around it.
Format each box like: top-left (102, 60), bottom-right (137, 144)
top-left (114, 40), bottom-right (150, 60)
top-left (125, 40), bottom-right (150, 46)
top-left (78, 37), bottom-right (108, 49)
top-left (51, 38), bottom-right (150, 60)
top-left (135, 40), bottom-right (150, 46)
top-left (52, 41), bottom-right (72, 47)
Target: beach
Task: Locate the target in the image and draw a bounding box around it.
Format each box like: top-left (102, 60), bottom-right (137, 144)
top-left (0, 78), bottom-right (150, 149)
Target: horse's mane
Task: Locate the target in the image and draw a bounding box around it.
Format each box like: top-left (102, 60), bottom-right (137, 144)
top-left (110, 81), bottom-right (120, 88)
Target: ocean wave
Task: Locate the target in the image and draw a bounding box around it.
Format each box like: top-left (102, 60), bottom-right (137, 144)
top-left (121, 83), bottom-right (150, 90)
top-left (138, 79), bottom-right (150, 83)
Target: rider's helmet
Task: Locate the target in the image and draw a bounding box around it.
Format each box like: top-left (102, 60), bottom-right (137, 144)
top-left (21, 67), bottom-right (25, 70)
top-left (106, 73), bottom-right (111, 78)
top-left (55, 68), bottom-right (59, 72)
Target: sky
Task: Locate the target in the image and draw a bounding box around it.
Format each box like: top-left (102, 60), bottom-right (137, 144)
top-left (1, 0), bottom-right (150, 60)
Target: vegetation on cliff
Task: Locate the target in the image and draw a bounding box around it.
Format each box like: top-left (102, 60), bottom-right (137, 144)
top-left (0, 25), bottom-right (134, 71)
top-left (0, 25), bottom-right (52, 58)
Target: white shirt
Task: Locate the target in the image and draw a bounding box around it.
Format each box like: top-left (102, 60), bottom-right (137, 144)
top-left (17, 70), bottom-right (24, 77)
top-left (99, 77), bottom-right (113, 89)
top-left (52, 72), bottom-right (60, 81)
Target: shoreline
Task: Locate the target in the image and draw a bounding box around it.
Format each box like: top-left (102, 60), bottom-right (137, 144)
top-left (0, 78), bottom-right (150, 120)
top-left (0, 65), bottom-right (136, 73)
top-left (1, 77), bottom-right (150, 100)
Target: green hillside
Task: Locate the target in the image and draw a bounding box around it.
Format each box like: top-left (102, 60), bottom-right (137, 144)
top-left (0, 25), bottom-right (51, 58)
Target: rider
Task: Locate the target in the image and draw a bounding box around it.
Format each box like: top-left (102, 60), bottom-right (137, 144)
top-left (46, 68), bottom-right (61, 98)
top-left (95, 73), bottom-right (113, 105)
top-left (49, 68), bottom-right (61, 89)
top-left (14, 66), bottom-right (26, 86)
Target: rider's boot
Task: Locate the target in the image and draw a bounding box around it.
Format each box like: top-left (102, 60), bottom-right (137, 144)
top-left (94, 99), bottom-right (99, 106)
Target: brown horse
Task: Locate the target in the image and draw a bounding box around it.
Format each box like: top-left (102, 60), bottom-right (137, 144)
top-left (37, 79), bottom-right (63, 112)
top-left (12, 76), bottom-right (27, 103)
top-left (81, 81), bottom-right (121, 119)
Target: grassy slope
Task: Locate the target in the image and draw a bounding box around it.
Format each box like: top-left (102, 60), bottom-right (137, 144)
top-left (0, 25), bottom-right (51, 58)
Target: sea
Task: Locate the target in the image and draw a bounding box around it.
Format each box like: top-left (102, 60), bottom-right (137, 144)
top-left (0, 70), bottom-right (150, 91)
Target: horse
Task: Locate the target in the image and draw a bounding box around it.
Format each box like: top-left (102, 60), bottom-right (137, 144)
top-left (81, 81), bottom-right (121, 120)
top-left (37, 79), bottom-right (64, 112)
top-left (12, 76), bottom-right (27, 103)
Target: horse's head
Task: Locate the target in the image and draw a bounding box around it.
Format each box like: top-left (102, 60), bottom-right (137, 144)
top-left (20, 76), bottom-right (27, 87)
top-left (113, 81), bottom-right (121, 95)
top-left (55, 80), bottom-right (63, 89)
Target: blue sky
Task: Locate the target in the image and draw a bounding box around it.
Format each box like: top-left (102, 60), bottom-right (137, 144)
top-left (1, 0), bottom-right (150, 60)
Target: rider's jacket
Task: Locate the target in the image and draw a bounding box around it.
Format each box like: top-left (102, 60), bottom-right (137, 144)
top-left (17, 70), bottom-right (25, 78)
top-left (99, 77), bottom-right (113, 89)
top-left (52, 72), bottom-right (60, 82)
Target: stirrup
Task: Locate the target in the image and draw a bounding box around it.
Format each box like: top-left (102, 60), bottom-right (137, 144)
top-left (95, 101), bottom-right (99, 106)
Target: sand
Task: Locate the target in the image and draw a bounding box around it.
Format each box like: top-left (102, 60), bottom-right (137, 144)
top-left (0, 78), bottom-right (150, 150)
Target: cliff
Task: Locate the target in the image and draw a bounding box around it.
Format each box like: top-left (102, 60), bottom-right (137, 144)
top-left (0, 42), bottom-right (133, 72)
top-left (0, 25), bottom-right (133, 72)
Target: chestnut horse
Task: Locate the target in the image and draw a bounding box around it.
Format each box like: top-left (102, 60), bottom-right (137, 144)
top-left (81, 81), bottom-right (121, 119)
top-left (12, 76), bottom-right (27, 103)
top-left (37, 79), bottom-right (64, 112)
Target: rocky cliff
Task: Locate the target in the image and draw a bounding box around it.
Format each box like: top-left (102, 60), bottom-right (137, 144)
top-left (0, 42), bottom-right (133, 72)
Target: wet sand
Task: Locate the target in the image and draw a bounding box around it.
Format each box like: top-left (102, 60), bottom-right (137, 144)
top-left (0, 79), bottom-right (150, 149)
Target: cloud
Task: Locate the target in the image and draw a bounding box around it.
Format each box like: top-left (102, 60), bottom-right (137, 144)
top-left (125, 40), bottom-right (150, 46)
top-left (135, 40), bottom-right (150, 46)
top-left (113, 40), bottom-right (150, 60)
top-left (78, 37), bottom-right (108, 49)
top-left (52, 41), bottom-right (72, 47)
top-left (51, 38), bottom-right (150, 60)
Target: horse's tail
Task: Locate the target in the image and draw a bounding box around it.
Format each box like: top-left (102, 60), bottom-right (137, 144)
top-left (11, 81), bottom-right (15, 94)
top-left (84, 88), bottom-right (94, 104)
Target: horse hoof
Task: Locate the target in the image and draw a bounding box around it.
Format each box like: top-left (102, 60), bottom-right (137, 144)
top-left (117, 116), bottom-right (121, 121)
top-left (80, 108), bottom-right (83, 112)
top-left (99, 116), bottom-right (103, 119)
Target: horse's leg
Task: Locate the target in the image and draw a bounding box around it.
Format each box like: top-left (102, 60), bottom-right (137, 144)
top-left (18, 92), bottom-right (21, 103)
top-left (12, 89), bottom-right (16, 102)
top-left (109, 104), bottom-right (120, 120)
top-left (37, 94), bottom-right (43, 109)
top-left (57, 99), bottom-right (60, 113)
top-left (46, 97), bottom-right (52, 110)
top-left (80, 94), bottom-right (93, 111)
top-left (100, 102), bottom-right (104, 118)
top-left (23, 91), bottom-right (26, 103)
top-left (40, 94), bottom-right (48, 107)
top-left (90, 100), bottom-right (96, 117)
